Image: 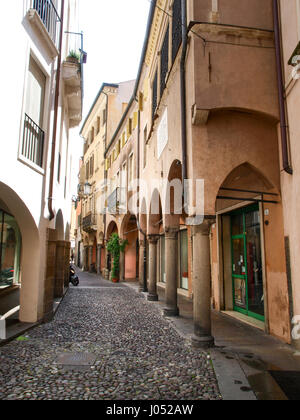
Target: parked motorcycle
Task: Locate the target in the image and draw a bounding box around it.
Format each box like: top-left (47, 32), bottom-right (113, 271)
top-left (69, 265), bottom-right (79, 287)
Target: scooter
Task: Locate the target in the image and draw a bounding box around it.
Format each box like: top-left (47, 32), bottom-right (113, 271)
top-left (70, 265), bottom-right (79, 287)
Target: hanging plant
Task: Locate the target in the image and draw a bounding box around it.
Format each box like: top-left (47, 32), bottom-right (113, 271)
top-left (106, 233), bottom-right (128, 282)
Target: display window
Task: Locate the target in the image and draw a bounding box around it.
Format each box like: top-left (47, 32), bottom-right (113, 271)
top-left (0, 210), bottom-right (22, 290)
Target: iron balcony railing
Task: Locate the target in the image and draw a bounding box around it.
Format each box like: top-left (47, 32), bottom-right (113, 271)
top-left (107, 188), bottom-right (120, 214)
top-left (31, 0), bottom-right (61, 48)
top-left (82, 213), bottom-right (97, 232)
top-left (22, 114), bottom-right (45, 168)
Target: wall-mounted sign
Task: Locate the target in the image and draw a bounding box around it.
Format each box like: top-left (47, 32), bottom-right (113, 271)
top-left (157, 108), bottom-right (168, 159)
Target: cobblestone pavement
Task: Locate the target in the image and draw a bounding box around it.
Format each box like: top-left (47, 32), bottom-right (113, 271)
top-left (0, 273), bottom-right (221, 400)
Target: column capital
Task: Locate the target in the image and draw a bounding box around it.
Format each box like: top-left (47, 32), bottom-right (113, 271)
top-left (165, 227), bottom-right (179, 240)
top-left (147, 234), bottom-right (160, 244)
top-left (192, 216), bottom-right (216, 236)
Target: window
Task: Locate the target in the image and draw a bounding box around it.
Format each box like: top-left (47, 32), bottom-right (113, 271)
top-left (57, 152), bottom-right (61, 183)
top-left (22, 57), bottom-right (46, 168)
top-left (32, 0), bottom-right (61, 47)
top-left (180, 230), bottom-right (188, 290)
top-left (86, 161), bottom-right (90, 180)
top-left (152, 70), bottom-right (158, 121)
top-left (161, 25), bottom-right (169, 95)
top-left (97, 117), bottom-right (101, 134)
top-left (172, 0), bottom-right (182, 63)
top-left (102, 108), bottom-right (107, 126)
top-left (0, 211), bottom-right (21, 290)
top-left (129, 153), bottom-right (134, 183)
top-left (160, 235), bottom-right (166, 283)
top-left (143, 125), bottom-right (148, 169)
top-left (121, 162), bottom-right (127, 206)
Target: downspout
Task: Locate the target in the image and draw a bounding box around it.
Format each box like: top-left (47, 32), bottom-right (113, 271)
top-left (48, 0), bottom-right (65, 220)
top-left (273, 0), bottom-right (293, 175)
top-left (180, 0), bottom-right (188, 183)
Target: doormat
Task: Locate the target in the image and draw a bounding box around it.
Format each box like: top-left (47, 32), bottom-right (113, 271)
top-left (269, 371), bottom-right (300, 401)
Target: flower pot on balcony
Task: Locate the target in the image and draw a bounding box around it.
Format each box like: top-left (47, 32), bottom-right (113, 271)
top-left (112, 278), bottom-right (119, 283)
top-left (66, 56), bottom-right (80, 64)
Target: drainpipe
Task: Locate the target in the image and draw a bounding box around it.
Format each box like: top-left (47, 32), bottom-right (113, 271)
top-left (180, 0), bottom-right (188, 183)
top-left (273, 0), bottom-right (293, 175)
top-left (48, 0), bottom-right (65, 220)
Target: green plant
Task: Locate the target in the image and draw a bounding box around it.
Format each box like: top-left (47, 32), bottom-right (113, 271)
top-left (107, 233), bottom-right (128, 280)
top-left (67, 50), bottom-right (80, 62)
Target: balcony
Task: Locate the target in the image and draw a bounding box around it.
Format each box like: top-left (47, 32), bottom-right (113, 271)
top-left (82, 213), bottom-right (97, 233)
top-left (21, 114), bottom-right (45, 168)
top-left (107, 188), bottom-right (120, 215)
top-left (26, 0), bottom-right (61, 59)
top-left (62, 58), bottom-right (82, 128)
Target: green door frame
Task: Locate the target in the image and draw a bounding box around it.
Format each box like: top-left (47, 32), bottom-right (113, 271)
top-left (230, 204), bottom-right (265, 322)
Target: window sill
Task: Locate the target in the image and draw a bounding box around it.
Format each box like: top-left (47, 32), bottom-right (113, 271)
top-left (18, 155), bottom-right (45, 176)
top-left (26, 9), bottom-right (59, 59)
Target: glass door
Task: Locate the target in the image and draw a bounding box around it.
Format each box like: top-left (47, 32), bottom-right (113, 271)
top-left (231, 205), bottom-right (264, 322)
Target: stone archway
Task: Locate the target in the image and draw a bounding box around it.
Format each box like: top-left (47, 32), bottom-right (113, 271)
top-left (121, 214), bottom-right (139, 283)
top-left (0, 182), bottom-right (41, 323)
top-left (212, 162), bottom-right (291, 344)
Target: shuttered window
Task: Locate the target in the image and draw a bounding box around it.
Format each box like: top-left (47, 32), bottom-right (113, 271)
top-left (161, 25), bottom-right (169, 95)
top-left (172, 0), bottom-right (182, 63)
top-left (152, 70), bottom-right (158, 121)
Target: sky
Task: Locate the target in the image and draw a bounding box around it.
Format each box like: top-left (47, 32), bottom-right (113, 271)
top-left (78, 0), bottom-right (151, 116)
top-left (70, 0), bottom-right (151, 195)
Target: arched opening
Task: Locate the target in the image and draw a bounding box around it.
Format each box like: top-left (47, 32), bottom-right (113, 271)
top-left (0, 182), bottom-right (41, 324)
top-left (91, 237), bottom-right (97, 273)
top-left (55, 210), bottom-right (64, 241)
top-left (106, 221), bottom-right (118, 275)
top-left (212, 162), bottom-right (291, 342)
top-left (121, 214), bottom-right (139, 282)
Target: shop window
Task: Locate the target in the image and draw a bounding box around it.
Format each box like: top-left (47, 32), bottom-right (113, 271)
top-left (0, 211), bottom-right (22, 290)
top-left (160, 235), bottom-right (166, 283)
top-left (180, 230), bottom-right (188, 290)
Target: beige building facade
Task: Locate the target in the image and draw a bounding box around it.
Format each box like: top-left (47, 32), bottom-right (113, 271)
top-left (279, 0), bottom-right (300, 349)
top-left (79, 81), bottom-right (135, 276)
top-left (101, 0), bottom-right (297, 348)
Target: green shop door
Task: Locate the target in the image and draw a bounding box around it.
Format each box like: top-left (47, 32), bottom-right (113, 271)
top-left (231, 204), bottom-right (265, 322)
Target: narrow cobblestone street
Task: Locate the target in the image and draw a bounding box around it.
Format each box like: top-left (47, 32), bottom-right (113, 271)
top-left (0, 272), bottom-right (221, 401)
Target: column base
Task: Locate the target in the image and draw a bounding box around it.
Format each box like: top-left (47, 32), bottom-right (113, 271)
top-left (163, 307), bottom-right (179, 317)
top-left (147, 294), bottom-right (159, 302)
top-left (191, 334), bottom-right (214, 349)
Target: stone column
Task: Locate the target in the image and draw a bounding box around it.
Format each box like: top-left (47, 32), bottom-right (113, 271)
top-left (147, 235), bottom-right (159, 301)
top-left (97, 244), bottom-right (102, 275)
top-left (191, 219), bottom-right (215, 349)
top-left (55, 241), bottom-right (66, 298)
top-left (89, 246), bottom-right (93, 273)
top-left (138, 239), bottom-right (147, 292)
top-left (164, 228), bottom-right (179, 317)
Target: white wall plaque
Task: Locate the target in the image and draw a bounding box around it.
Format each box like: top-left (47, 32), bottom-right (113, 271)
top-left (157, 108), bottom-right (168, 159)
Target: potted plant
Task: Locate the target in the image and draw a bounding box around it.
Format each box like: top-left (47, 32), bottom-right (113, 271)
top-left (66, 50), bottom-right (80, 64)
top-left (106, 233), bottom-right (128, 283)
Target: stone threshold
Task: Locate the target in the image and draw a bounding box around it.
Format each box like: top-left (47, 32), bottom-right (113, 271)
top-left (221, 311), bottom-right (265, 331)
